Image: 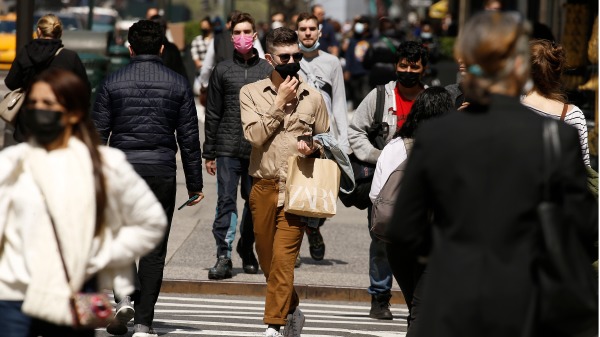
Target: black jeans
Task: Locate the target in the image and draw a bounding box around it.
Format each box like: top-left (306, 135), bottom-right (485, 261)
top-left (134, 175), bottom-right (176, 326)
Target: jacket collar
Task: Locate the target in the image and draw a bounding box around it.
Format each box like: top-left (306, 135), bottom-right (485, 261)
top-left (233, 48), bottom-right (260, 66)
top-left (130, 54), bottom-right (163, 64)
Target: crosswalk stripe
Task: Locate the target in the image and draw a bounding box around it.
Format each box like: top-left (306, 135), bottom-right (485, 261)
top-left (154, 309), bottom-right (405, 322)
top-left (176, 314), bottom-right (405, 326)
top-left (157, 295), bottom-right (407, 312)
top-left (153, 319), bottom-right (406, 336)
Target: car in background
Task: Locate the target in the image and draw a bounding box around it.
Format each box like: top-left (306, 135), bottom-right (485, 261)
top-left (0, 12), bottom-right (83, 70)
top-left (0, 12), bottom-right (16, 70)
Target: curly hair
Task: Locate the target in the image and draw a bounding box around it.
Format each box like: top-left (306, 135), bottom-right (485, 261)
top-left (395, 41), bottom-right (429, 68)
top-left (128, 20), bottom-right (163, 55)
top-left (394, 86), bottom-right (453, 139)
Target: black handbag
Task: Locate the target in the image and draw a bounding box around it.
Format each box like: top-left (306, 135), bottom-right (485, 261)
top-left (340, 85), bottom-right (388, 210)
top-left (535, 120), bottom-right (598, 337)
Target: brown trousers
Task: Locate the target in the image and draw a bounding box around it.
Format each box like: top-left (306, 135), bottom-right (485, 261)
top-left (250, 178), bottom-right (305, 325)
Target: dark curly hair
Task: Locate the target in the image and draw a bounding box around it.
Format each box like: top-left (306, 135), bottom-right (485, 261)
top-left (395, 41), bottom-right (429, 68)
top-left (394, 86), bottom-right (453, 139)
top-left (128, 20), bottom-right (163, 55)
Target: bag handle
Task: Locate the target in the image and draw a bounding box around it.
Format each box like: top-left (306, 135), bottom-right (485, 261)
top-left (560, 104), bottom-right (568, 121)
top-left (374, 85), bottom-right (385, 124)
top-left (542, 119), bottom-right (561, 201)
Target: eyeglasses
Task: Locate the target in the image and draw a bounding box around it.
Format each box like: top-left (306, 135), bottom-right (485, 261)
top-left (274, 52), bottom-right (303, 63)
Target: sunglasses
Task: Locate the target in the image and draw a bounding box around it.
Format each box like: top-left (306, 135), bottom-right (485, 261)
top-left (275, 52), bottom-right (303, 63)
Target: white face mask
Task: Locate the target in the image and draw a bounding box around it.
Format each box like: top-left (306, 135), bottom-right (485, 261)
top-left (354, 23), bottom-right (365, 34)
top-left (299, 41), bottom-right (320, 52)
top-left (271, 21), bottom-right (284, 30)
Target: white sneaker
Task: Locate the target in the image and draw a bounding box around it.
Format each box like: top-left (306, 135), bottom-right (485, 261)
top-left (283, 308), bottom-right (305, 337)
top-left (132, 324), bottom-right (158, 337)
top-left (265, 327), bottom-right (283, 337)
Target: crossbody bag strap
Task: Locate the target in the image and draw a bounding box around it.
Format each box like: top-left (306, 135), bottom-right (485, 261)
top-left (560, 103), bottom-right (568, 121)
top-left (55, 47), bottom-right (64, 56)
top-left (374, 85), bottom-right (385, 124)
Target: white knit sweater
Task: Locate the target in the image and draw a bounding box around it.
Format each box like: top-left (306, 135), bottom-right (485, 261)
top-left (0, 138), bottom-right (167, 325)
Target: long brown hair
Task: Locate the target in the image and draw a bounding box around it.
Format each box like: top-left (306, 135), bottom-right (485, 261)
top-left (454, 11), bottom-right (531, 105)
top-left (529, 39), bottom-right (567, 103)
top-left (28, 69), bottom-right (106, 235)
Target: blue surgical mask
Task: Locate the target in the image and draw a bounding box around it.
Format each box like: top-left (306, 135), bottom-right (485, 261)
top-left (299, 41), bottom-right (320, 53)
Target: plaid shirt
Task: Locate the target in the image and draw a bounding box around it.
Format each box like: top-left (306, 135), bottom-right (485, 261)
top-left (190, 35), bottom-right (212, 63)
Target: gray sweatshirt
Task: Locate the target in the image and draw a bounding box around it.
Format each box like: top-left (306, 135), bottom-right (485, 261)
top-left (348, 81), bottom-right (397, 164)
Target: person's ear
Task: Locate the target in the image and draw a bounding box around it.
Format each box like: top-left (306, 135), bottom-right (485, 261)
top-left (67, 112), bottom-right (81, 125)
top-left (252, 32), bottom-right (258, 42)
top-left (128, 45), bottom-right (135, 57)
top-left (265, 54), bottom-right (275, 67)
top-left (159, 45), bottom-right (165, 56)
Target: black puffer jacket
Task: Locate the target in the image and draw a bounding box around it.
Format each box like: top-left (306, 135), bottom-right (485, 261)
top-left (92, 55), bottom-right (203, 192)
top-left (203, 49), bottom-right (272, 160)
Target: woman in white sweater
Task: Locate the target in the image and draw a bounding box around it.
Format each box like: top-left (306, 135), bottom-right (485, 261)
top-left (0, 68), bottom-right (167, 337)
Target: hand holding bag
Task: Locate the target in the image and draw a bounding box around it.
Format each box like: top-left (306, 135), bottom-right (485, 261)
top-left (284, 154), bottom-right (341, 218)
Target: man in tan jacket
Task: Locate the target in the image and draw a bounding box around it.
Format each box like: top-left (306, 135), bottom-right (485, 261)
top-left (240, 27), bottom-right (328, 337)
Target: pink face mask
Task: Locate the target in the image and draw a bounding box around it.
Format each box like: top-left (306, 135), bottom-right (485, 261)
top-left (233, 34), bottom-right (254, 54)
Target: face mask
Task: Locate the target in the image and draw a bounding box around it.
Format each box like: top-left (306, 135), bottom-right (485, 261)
top-left (271, 21), bottom-right (284, 29)
top-left (22, 109), bottom-right (65, 145)
top-left (274, 61), bottom-right (301, 79)
top-left (299, 41), bottom-right (320, 53)
top-left (396, 71), bottom-right (421, 88)
top-left (233, 34), bottom-right (254, 54)
top-left (421, 32), bottom-right (433, 39)
top-left (354, 23), bottom-right (365, 34)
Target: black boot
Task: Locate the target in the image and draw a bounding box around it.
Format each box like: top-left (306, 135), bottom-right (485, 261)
top-left (369, 293), bottom-right (393, 320)
top-left (208, 256), bottom-right (232, 280)
top-left (236, 240), bottom-right (258, 274)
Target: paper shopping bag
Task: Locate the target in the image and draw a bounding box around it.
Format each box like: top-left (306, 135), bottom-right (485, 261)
top-left (284, 155), bottom-right (341, 218)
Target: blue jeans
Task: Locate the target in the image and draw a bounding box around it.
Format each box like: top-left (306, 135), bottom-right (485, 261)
top-left (0, 301), bottom-right (30, 337)
top-left (367, 205), bottom-right (393, 295)
top-left (213, 157), bottom-right (254, 257)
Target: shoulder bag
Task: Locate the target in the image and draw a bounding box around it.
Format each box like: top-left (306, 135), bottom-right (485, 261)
top-left (44, 197), bottom-right (114, 329)
top-left (534, 119), bottom-right (598, 337)
top-left (339, 85), bottom-right (388, 210)
top-left (370, 138), bottom-right (413, 242)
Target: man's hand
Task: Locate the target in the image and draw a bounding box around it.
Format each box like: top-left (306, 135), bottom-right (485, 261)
top-left (187, 192), bottom-right (205, 206)
top-left (274, 76), bottom-right (299, 108)
top-left (297, 135), bottom-right (319, 156)
top-left (205, 159), bottom-right (216, 176)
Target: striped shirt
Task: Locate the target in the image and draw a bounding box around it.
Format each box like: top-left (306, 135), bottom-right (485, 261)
top-left (524, 103), bottom-right (590, 166)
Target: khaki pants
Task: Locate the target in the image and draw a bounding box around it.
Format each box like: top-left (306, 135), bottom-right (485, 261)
top-left (250, 178), bottom-right (305, 325)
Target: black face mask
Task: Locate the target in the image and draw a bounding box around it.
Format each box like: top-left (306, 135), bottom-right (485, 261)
top-left (21, 109), bottom-right (65, 145)
top-left (275, 62), bottom-right (301, 79)
top-left (396, 71), bottom-right (421, 88)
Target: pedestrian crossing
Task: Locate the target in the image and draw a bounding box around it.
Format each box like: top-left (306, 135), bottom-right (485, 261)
top-left (114, 294), bottom-right (408, 337)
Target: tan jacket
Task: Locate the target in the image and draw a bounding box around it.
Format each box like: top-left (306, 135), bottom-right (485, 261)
top-left (240, 77), bottom-right (329, 205)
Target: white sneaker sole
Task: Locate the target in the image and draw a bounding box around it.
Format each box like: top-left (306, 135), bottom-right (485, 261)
top-left (132, 331), bottom-right (158, 337)
top-left (106, 305), bottom-right (134, 335)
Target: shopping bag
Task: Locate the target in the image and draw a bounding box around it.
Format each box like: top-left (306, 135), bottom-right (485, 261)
top-left (284, 155), bottom-right (341, 218)
top-left (0, 88), bottom-right (25, 123)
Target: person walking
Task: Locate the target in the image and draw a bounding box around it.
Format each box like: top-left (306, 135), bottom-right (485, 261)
top-left (344, 16), bottom-right (372, 110)
top-left (521, 39), bottom-right (591, 166)
top-left (348, 40), bottom-right (428, 320)
top-left (5, 13), bottom-right (90, 142)
top-left (390, 11), bottom-right (597, 337)
top-left (0, 68), bottom-right (167, 337)
top-left (203, 12), bottom-right (272, 280)
top-left (191, 16), bottom-right (214, 74)
top-left (295, 12), bottom-right (350, 263)
top-left (240, 27), bottom-right (329, 337)
top-left (363, 17), bottom-right (402, 88)
top-left (92, 20), bottom-right (204, 337)
top-left (369, 87), bottom-right (453, 328)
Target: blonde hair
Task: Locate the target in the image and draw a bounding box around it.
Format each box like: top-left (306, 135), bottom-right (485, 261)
top-left (454, 11), bottom-right (531, 105)
top-left (37, 14), bottom-right (63, 39)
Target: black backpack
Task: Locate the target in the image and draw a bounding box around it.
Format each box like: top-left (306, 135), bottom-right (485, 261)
top-left (339, 85), bottom-right (388, 210)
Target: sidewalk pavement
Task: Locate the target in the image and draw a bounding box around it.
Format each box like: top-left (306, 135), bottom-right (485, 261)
top-left (161, 104), bottom-right (404, 304)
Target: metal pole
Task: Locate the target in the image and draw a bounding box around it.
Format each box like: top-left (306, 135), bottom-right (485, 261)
top-left (16, 0), bottom-right (34, 54)
top-left (88, 0), bottom-right (95, 30)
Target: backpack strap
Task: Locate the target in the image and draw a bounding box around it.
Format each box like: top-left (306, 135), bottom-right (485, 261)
top-left (375, 85), bottom-right (385, 124)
